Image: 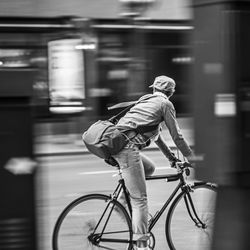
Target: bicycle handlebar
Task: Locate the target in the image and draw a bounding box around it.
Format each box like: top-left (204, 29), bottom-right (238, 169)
top-left (173, 161), bottom-right (193, 168)
top-left (171, 161), bottom-right (193, 175)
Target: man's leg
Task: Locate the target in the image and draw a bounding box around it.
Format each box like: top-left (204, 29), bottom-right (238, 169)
top-left (116, 152), bottom-right (155, 206)
top-left (114, 146), bottom-right (149, 248)
top-left (140, 152), bottom-right (156, 177)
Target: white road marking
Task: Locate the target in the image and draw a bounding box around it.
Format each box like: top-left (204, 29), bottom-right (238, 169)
top-left (69, 212), bottom-right (99, 216)
top-left (78, 166), bottom-right (172, 175)
top-left (79, 170), bottom-right (116, 175)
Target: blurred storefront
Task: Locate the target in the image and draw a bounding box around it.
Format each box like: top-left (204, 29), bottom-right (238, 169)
top-left (0, 0), bottom-right (192, 20)
top-left (0, 1), bottom-right (193, 138)
top-left (91, 18), bottom-right (193, 118)
top-left (0, 2), bottom-right (193, 249)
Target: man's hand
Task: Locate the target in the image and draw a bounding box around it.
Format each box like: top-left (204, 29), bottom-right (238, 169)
top-left (169, 157), bottom-right (181, 168)
top-left (168, 151), bottom-right (180, 168)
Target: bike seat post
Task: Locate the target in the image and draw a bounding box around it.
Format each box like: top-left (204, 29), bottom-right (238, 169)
top-left (176, 162), bottom-right (183, 173)
top-left (117, 167), bottom-right (123, 179)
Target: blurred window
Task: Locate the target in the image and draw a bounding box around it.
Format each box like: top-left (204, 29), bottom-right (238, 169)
top-left (48, 38), bottom-right (86, 113)
top-left (0, 49), bottom-right (33, 67)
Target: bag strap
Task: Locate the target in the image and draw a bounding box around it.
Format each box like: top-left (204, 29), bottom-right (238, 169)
top-left (107, 101), bottom-right (136, 110)
top-left (108, 94), bottom-right (156, 124)
top-left (108, 103), bottom-right (134, 124)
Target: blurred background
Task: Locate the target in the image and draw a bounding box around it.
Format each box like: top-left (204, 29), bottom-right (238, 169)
top-left (0, 0), bottom-right (250, 249)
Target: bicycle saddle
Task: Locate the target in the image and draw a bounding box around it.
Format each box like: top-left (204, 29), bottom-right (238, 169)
top-left (105, 157), bottom-right (119, 167)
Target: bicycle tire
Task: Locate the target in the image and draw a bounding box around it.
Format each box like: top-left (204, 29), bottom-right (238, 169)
top-left (165, 183), bottom-right (217, 250)
top-left (52, 193), bottom-right (133, 250)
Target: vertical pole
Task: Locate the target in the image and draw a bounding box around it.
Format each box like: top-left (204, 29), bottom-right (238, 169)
top-left (127, 17), bottom-right (147, 98)
top-left (0, 69), bottom-right (37, 250)
top-left (192, 0), bottom-right (250, 248)
top-left (119, 1), bottom-right (154, 100)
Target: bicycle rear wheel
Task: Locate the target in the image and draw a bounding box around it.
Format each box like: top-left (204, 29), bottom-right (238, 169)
top-left (166, 183), bottom-right (217, 250)
top-left (52, 193), bottom-right (133, 250)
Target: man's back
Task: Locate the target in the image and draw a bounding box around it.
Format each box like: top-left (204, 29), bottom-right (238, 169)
top-left (117, 92), bottom-right (192, 156)
top-left (117, 93), bottom-right (171, 129)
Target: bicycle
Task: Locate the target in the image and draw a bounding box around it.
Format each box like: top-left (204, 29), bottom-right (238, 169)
top-left (52, 158), bottom-right (217, 250)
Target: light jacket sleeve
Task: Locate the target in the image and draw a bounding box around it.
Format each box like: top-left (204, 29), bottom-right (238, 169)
top-left (154, 134), bottom-right (176, 161)
top-left (162, 101), bottom-right (192, 157)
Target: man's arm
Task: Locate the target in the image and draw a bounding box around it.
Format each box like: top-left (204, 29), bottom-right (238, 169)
top-left (154, 134), bottom-right (177, 161)
top-left (163, 103), bottom-right (193, 158)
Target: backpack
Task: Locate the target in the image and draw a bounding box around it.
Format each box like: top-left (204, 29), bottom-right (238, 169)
top-left (82, 95), bottom-right (158, 160)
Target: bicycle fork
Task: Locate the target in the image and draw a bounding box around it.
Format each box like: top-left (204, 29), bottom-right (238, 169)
top-left (183, 187), bottom-right (207, 229)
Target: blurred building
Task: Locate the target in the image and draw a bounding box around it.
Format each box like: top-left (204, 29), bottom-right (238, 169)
top-left (0, 3), bottom-right (193, 248)
top-left (0, 0), bottom-right (193, 137)
top-left (0, 0), bottom-right (192, 20)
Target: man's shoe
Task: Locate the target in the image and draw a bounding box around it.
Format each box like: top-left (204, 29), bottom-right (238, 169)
top-left (136, 234), bottom-right (150, 250)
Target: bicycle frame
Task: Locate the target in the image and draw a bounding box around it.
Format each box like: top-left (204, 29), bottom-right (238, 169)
top-left (146, 172), bottom-right (183, 232)
top-left (90, 168), bottom-right (207, 247)
top-left (113, 170), bottom-right (208, 232)
top-left (89, 170), bottom-right (133, 246)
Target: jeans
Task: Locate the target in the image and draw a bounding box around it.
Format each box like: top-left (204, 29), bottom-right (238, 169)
top-left (113, 143), bottom-right (156, 240)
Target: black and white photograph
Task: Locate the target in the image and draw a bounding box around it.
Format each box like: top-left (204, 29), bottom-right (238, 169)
top-left (0, 0), bottom-right (249, 249)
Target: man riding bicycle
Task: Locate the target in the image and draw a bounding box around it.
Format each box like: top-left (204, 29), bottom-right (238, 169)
top-left (113, 75), bottom-right (194, 250)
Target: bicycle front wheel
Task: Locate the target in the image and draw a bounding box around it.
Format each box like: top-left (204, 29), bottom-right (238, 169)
top-left (166, 183), bottom-right (217, 250)
top-left (52, 193), bottom-right (133, 250)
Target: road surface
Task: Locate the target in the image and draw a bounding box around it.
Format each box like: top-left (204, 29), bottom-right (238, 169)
top-left (36, 150), bottom-right (194, 250)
